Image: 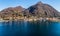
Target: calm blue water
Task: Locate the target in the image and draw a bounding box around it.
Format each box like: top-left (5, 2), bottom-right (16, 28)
top-left (0, 20), bottom-right (60, 36)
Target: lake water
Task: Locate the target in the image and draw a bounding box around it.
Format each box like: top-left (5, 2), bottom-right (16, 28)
top-left (0, 20), bottom-right (60, 36)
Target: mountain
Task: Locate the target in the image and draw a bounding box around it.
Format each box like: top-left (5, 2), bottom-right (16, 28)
top-left (0, 1), bottom-right (60, 20)
top-left (24, 1), bottom-right (60, 17)
top-left (0, 6), bottom-right (25, 19)
top-left (1, 6), bottom-right (25, 12)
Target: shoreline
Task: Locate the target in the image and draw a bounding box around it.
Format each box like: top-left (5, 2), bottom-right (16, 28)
top-left (0, 17), bottom-right (60, 22)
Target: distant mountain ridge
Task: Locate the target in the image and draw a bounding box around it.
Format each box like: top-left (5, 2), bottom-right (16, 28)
top-left (0, 1), bottom-right (60, 19)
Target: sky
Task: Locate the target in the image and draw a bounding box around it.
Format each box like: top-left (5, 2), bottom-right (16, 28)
top-left (0, 0), bottom-right (60, 12)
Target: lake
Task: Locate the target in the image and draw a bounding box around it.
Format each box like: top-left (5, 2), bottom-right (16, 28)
top-left (0, 20), bottom-right (60, 36)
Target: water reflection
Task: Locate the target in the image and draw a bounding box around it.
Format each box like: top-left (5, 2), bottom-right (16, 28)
top-left (0, 20), bottom-right (60, 36)
top-left (48, 22), bottom-right (60, 36)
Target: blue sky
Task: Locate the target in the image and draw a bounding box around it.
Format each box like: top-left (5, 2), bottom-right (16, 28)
top-left (0, 0), bottom-right (60, 12)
